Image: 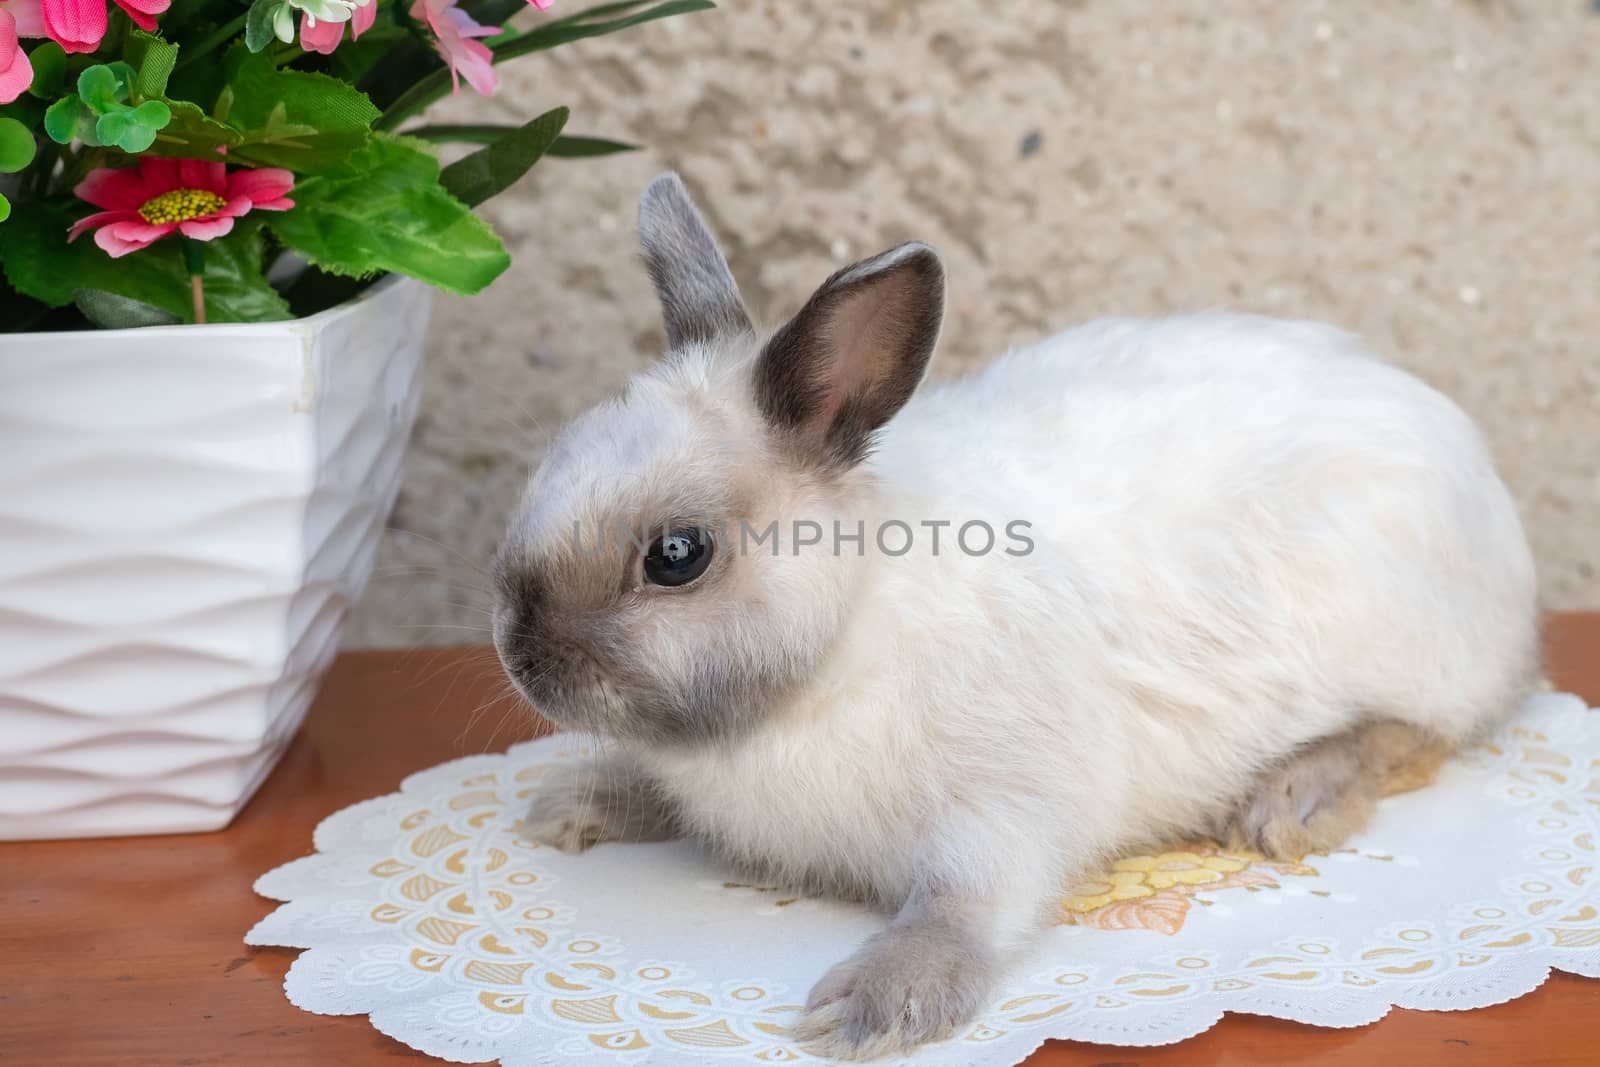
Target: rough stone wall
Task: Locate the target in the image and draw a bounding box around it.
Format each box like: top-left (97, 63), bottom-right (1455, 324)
top-left (347, 0), bottom-right (1600, 647)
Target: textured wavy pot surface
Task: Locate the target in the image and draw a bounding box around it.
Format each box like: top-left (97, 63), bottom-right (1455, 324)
top-left (0, 277), bottom-right (431, 840)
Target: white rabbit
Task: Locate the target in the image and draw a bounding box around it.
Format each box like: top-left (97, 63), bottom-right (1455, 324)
top-left (491, 173), bottom-right (1540, 1060)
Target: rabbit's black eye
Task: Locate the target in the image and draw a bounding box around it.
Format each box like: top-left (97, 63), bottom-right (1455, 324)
top-left (644, 528), bottom-right (713, 587)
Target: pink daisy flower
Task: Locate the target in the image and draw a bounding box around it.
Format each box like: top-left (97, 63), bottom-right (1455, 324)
top-left (68, 158), bottom-right (295, 258)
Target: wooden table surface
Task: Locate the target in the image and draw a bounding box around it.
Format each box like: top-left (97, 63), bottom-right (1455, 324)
top-left (3, 615), bottom-right (1597, 1066)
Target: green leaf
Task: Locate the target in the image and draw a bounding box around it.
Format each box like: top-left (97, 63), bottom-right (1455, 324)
top-left (222, 46), bottom-right (379, 131)
top-left (27, 43), bottom-right (68, 100)
top-left (106, 62), bottom-right (140, 100)
top-left (131, 100), bottom-right (172, 127)
top-left (245, 0), bottom-right (292, 53)
top-left (0, 117), bottom-right (35, 172)
top-left (43, 96), bottom-right (84, 145)
top-left (73, 288), bottom-right (183, 328)
top-left (77, 65), bottom-right (124, 112)
top-left (1, 204), bottom-right (292, 324)
top-left (266, 133), bottom-right (509, 295)
top-left (376, 0), bottom-right (715, 131)
top-left (215, 45), bottom-right (378, 170)
top-left (475, 0), bottom-right (665, 32)
top-left (181, 229), bottom-right (295, 323)
top-left (94, 110), bottom-right (131, 146)
top-left (145, 98), bottom-right (243, 158)
top-left (124, 29), bottom-right (179, 98)
top-left (546, 134), bottom-right (639, 158)
top-left (496, 0), bottom-right (714, 62)
top-left (61, 54), bottom-right (173, 152)
top-left (405, 123), bottom-right (521, 146)
top-left (438, 106), bottom-right (567, 207)
top-left (0, 193), bottom-right (9, 223)
top-left (547, 0), bottom-right (687, 23)
top-left (93, 99), bottom-right (169, 152)
top-left (119, 123), bottom-right (159, 153)
top-left (232, 118), bottom-right (369, 172)
top-left (49, 96), bottom-right (105, 147)
top-left (405, 124), bottom-right (640, 158)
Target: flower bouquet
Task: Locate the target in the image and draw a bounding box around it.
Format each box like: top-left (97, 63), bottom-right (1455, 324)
top-left (0, 0), bottom-right (710, 328)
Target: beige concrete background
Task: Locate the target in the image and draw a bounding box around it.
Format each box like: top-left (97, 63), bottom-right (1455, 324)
top-left (347, 0), bottom-right (1600, 648)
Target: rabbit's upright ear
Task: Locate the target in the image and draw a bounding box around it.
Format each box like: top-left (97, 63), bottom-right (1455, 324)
top-left (754, 243), bottom-right (944, 469)
top-left (638, 173), bottom-right (753, 348)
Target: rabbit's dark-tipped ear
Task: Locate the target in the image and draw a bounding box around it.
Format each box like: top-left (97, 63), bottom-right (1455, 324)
top-left (754, 243), bottom-right (944, 469)
top-left (638, 173), bottom-right (753, 348)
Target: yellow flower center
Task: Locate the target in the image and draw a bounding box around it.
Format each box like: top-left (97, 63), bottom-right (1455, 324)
top-left (138, 188), bottom-right (228, 225)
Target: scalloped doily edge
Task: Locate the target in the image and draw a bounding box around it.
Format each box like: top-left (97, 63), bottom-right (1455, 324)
top-left (248, 932), bottom-right (1600, 1065)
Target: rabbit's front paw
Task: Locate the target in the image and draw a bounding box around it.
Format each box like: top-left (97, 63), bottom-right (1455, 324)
top-left (792, 921), bottom-right (994, 1060)
top-left (522, 771), bottom-right (612, 853)
top-left (521, 759), bottom-right (677, 853)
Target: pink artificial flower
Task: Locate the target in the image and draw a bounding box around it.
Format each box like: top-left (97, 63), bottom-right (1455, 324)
top-left (300, 0), bottom-right (377, 56)
top-left (1, 0), bottom-right (47, 37)
top-left (0, 10), bottom-right (32, 105)
top-left (68, 158), bottom-right (294, 258)
top-left (411, 0), bottom-right (499, 97)
top-left (526, 0), bottom-right (552, 8)
top-left (10, 0), bottom-right (169, 54)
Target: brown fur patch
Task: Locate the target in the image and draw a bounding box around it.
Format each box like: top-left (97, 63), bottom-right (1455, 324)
top-left (1366, 721), bottom-right (1453, 797)
top-left (1225, 721), bottom-right (1453, 860)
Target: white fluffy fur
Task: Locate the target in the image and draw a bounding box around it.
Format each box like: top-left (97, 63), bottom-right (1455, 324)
top-left (637, 309), bottom-right (1538, 913)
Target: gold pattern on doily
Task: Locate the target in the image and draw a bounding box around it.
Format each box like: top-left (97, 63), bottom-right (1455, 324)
top-left (1057, 846), bottom-right (1319, 935)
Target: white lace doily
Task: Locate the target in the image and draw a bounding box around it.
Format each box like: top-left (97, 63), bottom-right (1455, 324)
top-left (248, 692), bottom-right (1600, 1066)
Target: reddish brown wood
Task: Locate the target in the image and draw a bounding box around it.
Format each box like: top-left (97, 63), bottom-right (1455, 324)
top-left (2, 619), bottom-right (1597, 1066)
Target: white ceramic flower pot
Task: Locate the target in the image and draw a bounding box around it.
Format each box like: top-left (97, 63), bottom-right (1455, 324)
top-left (0, 276), bottom-right (431, 840)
